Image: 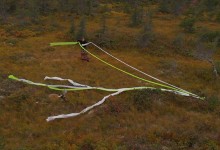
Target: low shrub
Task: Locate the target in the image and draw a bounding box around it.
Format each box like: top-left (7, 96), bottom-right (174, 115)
top-left (0, 136), bottom-right (5, 150)
top-left (130, 7), bottom-right (144, 27)
top-left (199, 30), bottom-right (220, 47)
top-left (204, 140), bottom-right (219, 150)
top-left (216, 11), bottom-right (220, 22)
top-left (5, 38), bottom-right (19, 46)
top-left (195, 68), bottom-right (213, 82)
top-left (79, 139), bottom-right (96, 150)
top-left (132, 89), bottom-right (158, 112)
top-left (208, 96), bottom-right (220, 111)
top-left (173, 33), bottom-right (185, 49)
top-left (0, 79), bottom-right (25, 96)
top-left (180, 17), bottom-right (196, 33)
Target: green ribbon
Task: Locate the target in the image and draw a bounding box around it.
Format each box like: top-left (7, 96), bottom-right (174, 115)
top-left (8, 42), bottom-right (204, 100)
top-left (50, 42), bottom-right (203, 98)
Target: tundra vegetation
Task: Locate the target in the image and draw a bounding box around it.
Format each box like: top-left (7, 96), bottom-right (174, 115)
top-left (0, 0), bottom-right (220, 149)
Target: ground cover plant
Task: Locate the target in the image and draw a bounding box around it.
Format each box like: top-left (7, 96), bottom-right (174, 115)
top-left (0, 0), bottom-right (220, 149)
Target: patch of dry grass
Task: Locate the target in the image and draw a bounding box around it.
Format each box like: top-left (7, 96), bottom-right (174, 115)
top-left (0, 8), bottom-right (220, 149)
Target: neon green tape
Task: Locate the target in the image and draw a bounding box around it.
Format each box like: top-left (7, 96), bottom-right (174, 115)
top-left (49, 42), bottom-right (203, 99)
top-left (8, 75), bottom-right (204, 99)
top-left (47, 86), bottom-right (118, 92)
top-left (78, 44), bottom-right (180, 91)
top-left (7, 75), bottom-right (177, 93)
top-left (8, 42), bottom-right (202, 99)
top-left (8, 75), bottom-right (118, 92)
top-left (30, 82), bottom-right (48, 87)
top-left (79, 44), bottom-right (203, 98)
top-left (48, 86), bottom-right (86, 91)
top-left (8, 75), bottom-right (49, 87)
top-left (8, 75), bottom-right (157, 93)
top-left (50, 42), bottom-right (195, 96)
top-left (79, 44), bottom-right (203, 99)
top-left (8, 75), bottom-right (19, 81)
top-left (50, 42), bottom-right (78, 46)
top-left (51, 42), bottom-right (178, 90)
